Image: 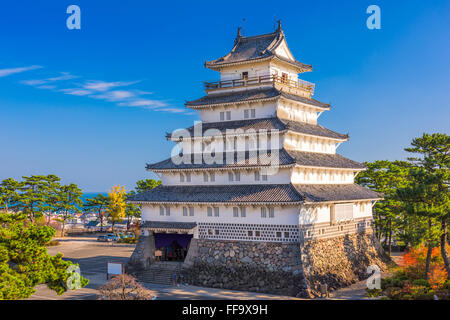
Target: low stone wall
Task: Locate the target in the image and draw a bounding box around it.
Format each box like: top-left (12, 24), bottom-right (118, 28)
top-left (181, 239), bottom-right (308, 296)
top-left (300, 232), bottom-right (390, 296)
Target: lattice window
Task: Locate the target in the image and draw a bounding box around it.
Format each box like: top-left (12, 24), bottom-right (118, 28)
top-left (198, 222), bottom-right (300, 243)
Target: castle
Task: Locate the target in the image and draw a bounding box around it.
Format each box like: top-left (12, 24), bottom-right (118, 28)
top-left (128, 22), bottom-right (387, 297)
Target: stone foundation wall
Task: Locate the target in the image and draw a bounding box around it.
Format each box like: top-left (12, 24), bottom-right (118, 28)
top-left (181, 239), bottom-right (308, 296)
top-left (300, 232), bottom-right (390, 296)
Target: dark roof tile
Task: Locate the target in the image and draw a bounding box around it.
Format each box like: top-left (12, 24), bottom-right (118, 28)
top-left (293, 184), bottom-right (381, 202)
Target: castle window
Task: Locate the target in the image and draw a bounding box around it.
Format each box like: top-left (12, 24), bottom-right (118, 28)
top-left (166, 206), bottom-right (170, 216)
top-left (189, 207), bottom-right (194, 216)
top-left (208, 229), bottom-right (213, 235)
top-left (215, 229), bottom-right (220, 235)
top-left (233, 207), bottom-right (239, 217)
top-left (203, 172), bottom-right (209, 182)
top-left (244, 109), bottom-right (249, 119)
top-left (255, 230), bottom-right (261, 237)
top-left (244, 109), bottom-right (256, 119)
top-left (251, 109), bottom-right (255, 118)
top-left (228, 172), bottom-right (234, 182)
top-left (180, 173), bottom-right (185, 182)
top-left (242, 71), bottom-right (248, 80)
top-left (261, 207), bottom-right (267, 218)
top-left (207, 207), bottom-right (212, 217)
top-left (276, 231), bottom-right (282, 238)
top-left (262, 173), bottom-right (268, 181)
top-left (220, 112), bottom-right (224, 121)
top-left (159, 206), bottom-right (165, 216)
top-left (240, 207), bottom-right (246, 217)
top-left (281, 72), bottom-right (288, 83)
top-left (284, 232), bottom-right (289, 238)
top-left (248, 230), bottom-right (253, 237)
top-left (226, 111), bottom-right (231, 120)
top-left (235, 171), bottom-right (240, 181)
top-left (186, 173), bottom-right (191, 182)
top-left (183, 207), bottom-right (188, 216)
top-left (214, 207), bottom-right (219, 217)
top-left (254, 171), bottom-right (260, 181)
top-left (269, 207), bottom-right (274, 218)
top-left (210, 172), bottom-right (215, 182)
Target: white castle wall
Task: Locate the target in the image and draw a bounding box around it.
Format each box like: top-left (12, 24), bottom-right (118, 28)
top-left (161, 167), bottom-right (291, 186)
top-left (200, 101), bottom-right (277, 123)
top-left (141, 203), bottom-right (300, 226)
top-left (291, 167), bottom-right (356, 184)
top-left (284, 132), bottom-right (338, 154)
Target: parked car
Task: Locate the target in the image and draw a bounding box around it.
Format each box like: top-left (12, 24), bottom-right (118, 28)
top-left (106, 233), bottom-right (118, 241)
top-left (97, 235), bottom-right (110, 242)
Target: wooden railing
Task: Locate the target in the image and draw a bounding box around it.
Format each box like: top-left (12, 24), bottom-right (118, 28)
top-left (204, 75), bottom-right (315, 95)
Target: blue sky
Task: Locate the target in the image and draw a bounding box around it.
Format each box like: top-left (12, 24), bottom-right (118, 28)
top-left (0, 1), bottom-right (449, 192)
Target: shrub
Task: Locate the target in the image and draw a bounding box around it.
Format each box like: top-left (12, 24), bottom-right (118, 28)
top-left (366, 288), bottom-right (382, 298)
top-left (427, 265), bottom-right (448, 290)
top-left (46, 240), bottom-right (60, 246)
top-left (412, 279), bottom-right (430, 287)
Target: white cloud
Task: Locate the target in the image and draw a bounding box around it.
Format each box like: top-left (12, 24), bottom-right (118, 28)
top-left (155, 107), bottom-right (186, 113)
top-left (0, 65), bottom-right (42, 77)
top-left (21, 72), bottom-right (78, 87)
top-left (92, 90), bottom-right (135, 101)
top-left (82, 80), bottom-right (139, 92)
top-left (118, 99), bottom-right (168, 108)
top-left (60, 88), bottom-right (93, 96)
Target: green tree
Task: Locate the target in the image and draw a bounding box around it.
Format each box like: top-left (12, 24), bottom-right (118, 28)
top-left (135, 179), bottom-right (161, 193)
top-left (0, 211), bottom-right (88, 299)
top-left (16, 175), bottom-right (58, 222)
top-left (356, 160), bottom-right (411, 255)
top-left (403, 133), bottom-right (450, 278)
top-left (84, 194), bottom-right (110, 232)
top-left (106, 186), bottom-right (126, 233)
top-left (0, 178), bottom-right (21, 212)
top-left (56, 183), bottom-right (83, 237)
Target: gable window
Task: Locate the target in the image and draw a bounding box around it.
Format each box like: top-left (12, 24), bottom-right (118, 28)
top-left (244, 109), bottom-right (256, 119)
top-left (261, 207), bottom-right (267, 218)
top-left (233, 207), bottom-right (239, 217)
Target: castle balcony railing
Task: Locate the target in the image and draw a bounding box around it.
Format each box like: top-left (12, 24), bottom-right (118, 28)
top-left (204, 75), bottom-right (315, 97)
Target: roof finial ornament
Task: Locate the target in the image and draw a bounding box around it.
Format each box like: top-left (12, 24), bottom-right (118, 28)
top-left (237, 26), bottom-right (242, 38)
top-left (277, 19), bottom-right (282, 32)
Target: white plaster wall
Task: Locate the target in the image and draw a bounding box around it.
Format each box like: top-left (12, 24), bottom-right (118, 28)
top-left (179, 133), bottom-right (284, 154)
top-left (277, 100), bottom-right (320, 124)
top-left (220, 65), bottom-right (271, 81)
top-left (283, 132), bottom-right (337, 154)
top-left (299, 204), bottom-right (331, 225)
top-left (353, 201), bottom-right (373, 219)
top-left (161, 167), bottom-right (291, 186)
top-left (291, 167), bottom-right (356, 184)
top-left (141, 204), bottom-right (300, 225)
top-left (199, 101), bottom-right (277, 123)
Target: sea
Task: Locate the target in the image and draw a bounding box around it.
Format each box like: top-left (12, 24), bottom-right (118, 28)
top-left (81, 192), bottom-right (108, 204)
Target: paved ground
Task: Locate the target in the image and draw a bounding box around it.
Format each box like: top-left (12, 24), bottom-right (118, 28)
top-left (29, 235), bottom-right (389, 300)
top-left (29, 235), bottom-right (300, 300)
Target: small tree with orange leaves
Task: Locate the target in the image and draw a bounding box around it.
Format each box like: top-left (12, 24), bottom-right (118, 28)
top-left (106, 185), bottom-right (127, 233)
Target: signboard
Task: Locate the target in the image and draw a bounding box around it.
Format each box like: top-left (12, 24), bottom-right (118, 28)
top-left (106, 262), bottom-right (123, 280)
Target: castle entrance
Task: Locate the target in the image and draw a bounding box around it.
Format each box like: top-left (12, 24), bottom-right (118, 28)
top-left (154, 233), bottom-right (193, 262)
